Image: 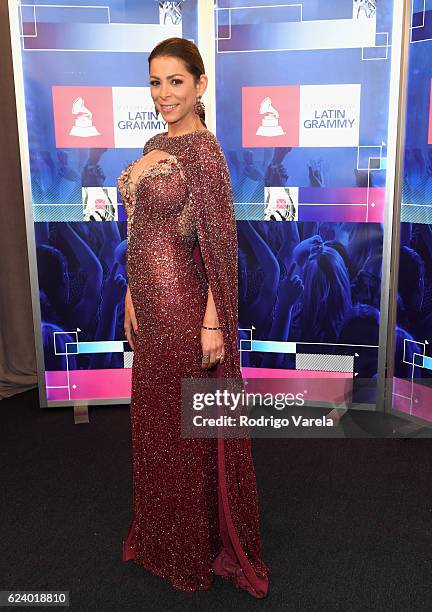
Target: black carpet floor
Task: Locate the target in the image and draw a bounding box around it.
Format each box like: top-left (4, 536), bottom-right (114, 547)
top-left (2, 388), bottom-right (432, 612)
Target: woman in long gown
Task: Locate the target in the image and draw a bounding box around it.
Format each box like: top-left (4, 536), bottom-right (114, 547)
top-left (117, 37), bottom-right (270, 598)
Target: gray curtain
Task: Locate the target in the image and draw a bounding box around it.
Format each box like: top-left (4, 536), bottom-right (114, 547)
top-left (0, 2), bottom-right (38, 399)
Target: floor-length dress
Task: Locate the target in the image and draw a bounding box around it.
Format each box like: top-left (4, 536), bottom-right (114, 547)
top-left (117, 129), bottom-right (270, 598)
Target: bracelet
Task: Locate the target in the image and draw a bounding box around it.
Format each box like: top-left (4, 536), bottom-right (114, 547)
top-left (201, 324), bottom-right (222, 330)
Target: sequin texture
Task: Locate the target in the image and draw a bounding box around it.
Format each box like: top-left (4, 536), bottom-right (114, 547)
top-left (117, 129), bottom-right (270, 597)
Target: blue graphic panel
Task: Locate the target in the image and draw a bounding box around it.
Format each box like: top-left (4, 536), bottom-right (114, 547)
top-left (392, 1), bottom-right (432, 422)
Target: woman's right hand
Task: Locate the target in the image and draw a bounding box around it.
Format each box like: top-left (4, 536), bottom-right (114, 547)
top-left (124, 286), bottom-right (139, 351)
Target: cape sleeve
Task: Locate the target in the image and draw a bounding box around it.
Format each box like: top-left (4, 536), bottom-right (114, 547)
top-left (185, 134), bottom-right (242, 380)
top-left (185, 135), bottom-right (270, 597)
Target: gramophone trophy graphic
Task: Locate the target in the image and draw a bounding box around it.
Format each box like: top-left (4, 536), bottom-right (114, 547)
top-left (256, 96), bottom-right (285, 137)
top-left (69, 97), bottom-right (100, 137)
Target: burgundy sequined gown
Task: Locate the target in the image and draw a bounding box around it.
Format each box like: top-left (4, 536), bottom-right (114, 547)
top-left (117, 129), bottom-right (270, 598)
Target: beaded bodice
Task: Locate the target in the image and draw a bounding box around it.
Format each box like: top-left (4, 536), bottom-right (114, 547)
top-left (117, 154), bottom-right (181, 241)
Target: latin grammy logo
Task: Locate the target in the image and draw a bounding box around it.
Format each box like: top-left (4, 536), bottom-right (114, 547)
top-left (69, 96), bottom-right (101, 137)
top-left (94, 198), bottom-right (107, 210)
top-left (83, 187), bottom-right (116, 221)
top-left (256, 96), bottom-right (285, 137)
top-left (264, 187), bottom-right (297, 221)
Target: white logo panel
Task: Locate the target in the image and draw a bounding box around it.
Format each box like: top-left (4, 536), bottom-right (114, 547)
top-left (112, 87), bottom-right (164, 148)
top-left (299, 84), bottom-right (361, 147)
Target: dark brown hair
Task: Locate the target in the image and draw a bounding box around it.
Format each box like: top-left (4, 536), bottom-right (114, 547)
top-left (148, 37), bottom-right (206, 127)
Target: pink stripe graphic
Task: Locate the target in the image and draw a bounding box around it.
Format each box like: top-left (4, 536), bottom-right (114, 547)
top-left (241, 367), bottom-right (352, 404)
top-left (45, 368), bottom-right (131, 401)
top-left (392, 377), bottom-right (432, 422)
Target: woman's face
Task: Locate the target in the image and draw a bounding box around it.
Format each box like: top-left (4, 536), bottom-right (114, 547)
top-left (149, 55), bottom-right (207, 128)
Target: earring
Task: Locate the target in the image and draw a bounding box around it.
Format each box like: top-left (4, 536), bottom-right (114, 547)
top-left (194, 96), bottom-right (205, 116)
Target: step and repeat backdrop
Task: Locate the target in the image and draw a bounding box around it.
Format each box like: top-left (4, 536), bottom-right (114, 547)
top-left (215, 0), bottom-right (393, 408)
top-left (11, 0), bottom-right (431, 423)
top-left (11, 0), bottom-right (199, 403)
top-left (392, 0), bottom-right (432, 421)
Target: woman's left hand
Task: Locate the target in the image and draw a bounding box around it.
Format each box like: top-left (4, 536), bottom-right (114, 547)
top-left (201, 327), bottom-right (225, 369)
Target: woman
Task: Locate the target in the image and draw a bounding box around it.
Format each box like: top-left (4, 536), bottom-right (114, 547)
top-left (117, 38), bottom-right (270, 598)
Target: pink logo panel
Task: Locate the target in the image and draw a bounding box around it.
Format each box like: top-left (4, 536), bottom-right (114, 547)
top-left (242, 85), bottom-right (300, 148)
top-left (52, 86), bottom-right (114, 148)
